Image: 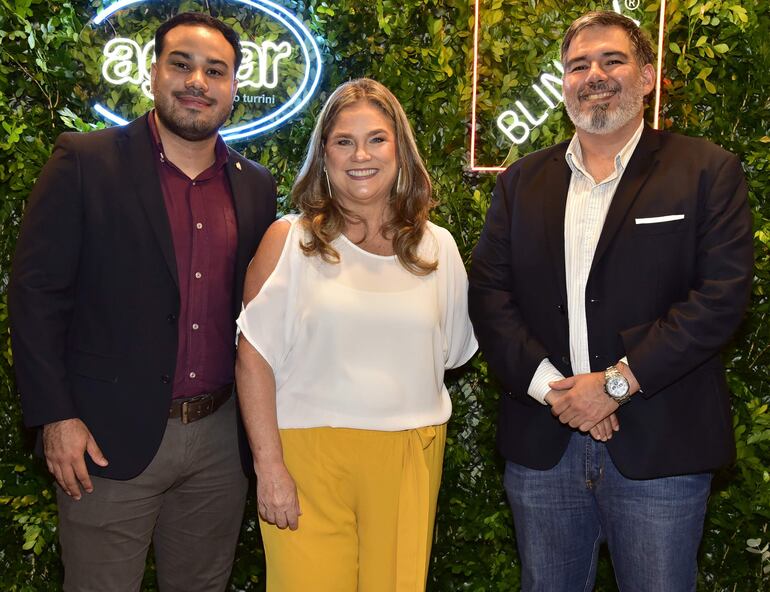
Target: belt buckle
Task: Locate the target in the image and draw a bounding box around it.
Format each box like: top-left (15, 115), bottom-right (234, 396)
top-left (181, 394), bottom-right (214, 424)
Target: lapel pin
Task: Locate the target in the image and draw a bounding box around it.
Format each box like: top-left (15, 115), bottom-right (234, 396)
top-left (235, 162), bottom-right (242, 171)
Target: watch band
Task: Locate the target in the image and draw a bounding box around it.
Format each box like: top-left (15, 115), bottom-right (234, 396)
top-left (604, 365), bottom-right (632, 405)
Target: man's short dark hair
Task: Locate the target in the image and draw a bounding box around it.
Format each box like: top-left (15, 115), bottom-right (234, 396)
top-left (155, 12), bottom-right (243, 73)
top-left (561, 11), bottom-right (655, 68)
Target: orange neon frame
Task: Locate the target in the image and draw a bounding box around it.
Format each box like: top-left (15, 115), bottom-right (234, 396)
top-left (469, 0), bottom-right (668, 172)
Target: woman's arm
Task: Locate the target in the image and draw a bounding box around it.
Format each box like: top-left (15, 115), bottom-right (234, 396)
top-left (236, 220), bottom-right (301, 530)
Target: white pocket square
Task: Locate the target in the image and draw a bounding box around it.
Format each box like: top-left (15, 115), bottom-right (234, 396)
top-left (635, 214), bottom-right (685, 225)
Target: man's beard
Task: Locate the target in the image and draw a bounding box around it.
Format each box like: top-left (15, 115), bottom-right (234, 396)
top-left (564, 78), bottom-right (645, 135)
top-left (154, 89), bottom-right (231, 142)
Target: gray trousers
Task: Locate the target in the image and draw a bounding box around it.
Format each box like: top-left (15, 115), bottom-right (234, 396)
top-left (57, 396), bottom-right (248, 592)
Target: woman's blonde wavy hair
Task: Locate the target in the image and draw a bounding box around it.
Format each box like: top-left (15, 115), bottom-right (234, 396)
top-left (291, 78), bottom-right (437, 276)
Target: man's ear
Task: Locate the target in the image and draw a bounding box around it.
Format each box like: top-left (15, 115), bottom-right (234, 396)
top-left (150, 62), bottom-right (158, 95)
top-left (641, 63), bottom-right (656, 96)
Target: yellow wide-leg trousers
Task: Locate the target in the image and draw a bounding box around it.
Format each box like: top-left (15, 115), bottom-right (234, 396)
top-left (259, 424), bottom-right (447, 591)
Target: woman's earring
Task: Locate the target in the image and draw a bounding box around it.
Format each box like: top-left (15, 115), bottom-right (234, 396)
top-left (323, 166), bottom-right (333, 199)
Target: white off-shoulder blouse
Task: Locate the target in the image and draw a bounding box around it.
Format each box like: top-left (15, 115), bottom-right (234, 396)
top-left (236, 214), bottom-right (477, 431)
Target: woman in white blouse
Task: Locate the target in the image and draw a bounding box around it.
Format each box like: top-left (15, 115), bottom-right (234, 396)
top-left (235, 78), bottom-right (477, 591)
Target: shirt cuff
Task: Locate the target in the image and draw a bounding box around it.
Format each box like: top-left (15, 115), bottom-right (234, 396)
top-left (527, 358), bottom-right (566, 405)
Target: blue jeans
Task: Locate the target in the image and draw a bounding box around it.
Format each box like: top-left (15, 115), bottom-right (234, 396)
top-left (503, 432), bottom-right (712, 592)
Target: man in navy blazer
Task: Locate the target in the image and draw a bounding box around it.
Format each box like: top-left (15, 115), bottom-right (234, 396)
top-left (469, 11), bottom-right (753, 591)
top-left (9, 13), bottom-right (276, 591)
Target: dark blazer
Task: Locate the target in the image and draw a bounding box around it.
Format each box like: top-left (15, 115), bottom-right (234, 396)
top-left (468, 126), bottom-right (753, 479)
top-left (9, 114), bottom-right (276, 480)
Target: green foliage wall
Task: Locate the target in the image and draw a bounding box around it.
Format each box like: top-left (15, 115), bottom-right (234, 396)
top-left (1, 0), bottom-right (768, 590)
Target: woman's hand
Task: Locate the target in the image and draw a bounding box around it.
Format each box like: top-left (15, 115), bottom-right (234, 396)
top-left (256, 462), bottom-right (301, 530)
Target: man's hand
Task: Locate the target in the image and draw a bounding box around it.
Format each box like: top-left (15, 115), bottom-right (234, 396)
top-left (256, 462), bottom-right (301, 530)
top-left (589, 413), bottom-right (620, 442)
top-left (545, 372), bottom-right (618, 432)
top-left (42, 418), bottom-right (108, 500)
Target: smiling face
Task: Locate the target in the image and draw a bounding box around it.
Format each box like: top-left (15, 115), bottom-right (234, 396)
top-left (562, 25), bottom-right (655, 136)
top-left (323, 101), bottom-right (398, 213)
top-left (150, 24), bottom-right (238, 142)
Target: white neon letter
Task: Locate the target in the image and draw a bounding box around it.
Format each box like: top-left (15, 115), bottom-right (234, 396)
top-left (515, 101), bottom-right (548, 127)
top-left (532, 84), bottom-right (557, 109)
top-left (102, 38), bottom-right (154, 99)
top-left (102, 38), bottom-right (143, 86)
top-left (497, 111), bottom-right (530, 144)
top-left (237, 40), bottom-right (292, 90)
top-left (236, 42), bottom-right (260, 87)
top-left (261, 41), bottom-right (291, 89)
top-left (539, 72), bottom-right (563, 103)
top-left (139, 40), bottom-right (154, 98)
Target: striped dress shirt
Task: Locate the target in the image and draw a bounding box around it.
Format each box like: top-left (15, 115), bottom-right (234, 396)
top-left (527, 121), bottom-right (644, 404)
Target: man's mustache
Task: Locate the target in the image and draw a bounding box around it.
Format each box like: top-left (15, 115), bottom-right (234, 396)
top-left (173, 90), bottom-right (214, 105)
top-left (578, 81), bottom-right (621, 101)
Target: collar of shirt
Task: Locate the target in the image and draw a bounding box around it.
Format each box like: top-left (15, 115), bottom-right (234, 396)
top-left (564, 119), bottom-right (645, 186)
top-left (146, 110), bottom-right (230, 182)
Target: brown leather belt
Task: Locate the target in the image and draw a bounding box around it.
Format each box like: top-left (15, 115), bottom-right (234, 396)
top-left (169, 384), bottom-right (233, 424)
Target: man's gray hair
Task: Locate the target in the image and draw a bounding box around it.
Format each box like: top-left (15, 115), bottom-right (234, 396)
top-left (561, 11), bottom-right (655, 67)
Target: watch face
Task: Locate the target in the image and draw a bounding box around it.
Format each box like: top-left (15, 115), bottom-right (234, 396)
top-left (607, 375), bottom-right (629, 398)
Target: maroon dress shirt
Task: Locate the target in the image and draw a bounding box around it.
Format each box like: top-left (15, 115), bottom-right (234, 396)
top-left (148, 112), bottom-right (238, 399)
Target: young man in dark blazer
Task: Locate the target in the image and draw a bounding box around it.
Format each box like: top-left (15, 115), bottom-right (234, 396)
top-left (9, 12), bottom-right (276, 591)
top-left (469, 11), bottom-right (753, 591)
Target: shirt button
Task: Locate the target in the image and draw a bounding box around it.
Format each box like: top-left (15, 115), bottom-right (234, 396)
top-left (192, 323), bottom-right (199, 330)
top-left (161, 375), bottom-right (170, 384)
top-left (194, 272), bottom-right (202, 279)
top-left (167, 314), bottom-right (176, 323)
top-left (192, 181), bottom-right (197, 186)
top-left (196, 222), bottom-right (203, 230)
top-left (189, 372), bottom-right (196, 379)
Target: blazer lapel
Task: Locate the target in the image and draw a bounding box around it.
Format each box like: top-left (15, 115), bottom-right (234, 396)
top-left (591, 126), bottom-right (662, 267)
top-left (119, 115), bottom-right (179, 289)
top-left (540, 147), bottom-right (572, 307)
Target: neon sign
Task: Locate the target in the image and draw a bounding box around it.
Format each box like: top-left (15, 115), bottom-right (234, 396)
top-left (102, 38), bottom-right (293, 99)
top-left (469, 0), bottom-right (667, 172)
top-left (497, 61), bottom-right (564, 145)
top-left (87, 0), bottom-right (323, 141)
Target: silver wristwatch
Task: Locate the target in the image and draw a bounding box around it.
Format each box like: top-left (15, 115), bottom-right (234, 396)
top-left (604, 365), bottom-right (631, 405)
